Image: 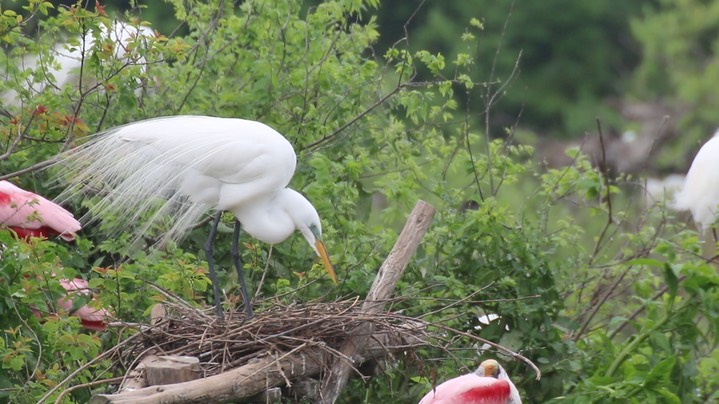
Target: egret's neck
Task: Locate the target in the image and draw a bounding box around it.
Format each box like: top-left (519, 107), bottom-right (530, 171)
top-left (231, 188), bottom-right (314, 245)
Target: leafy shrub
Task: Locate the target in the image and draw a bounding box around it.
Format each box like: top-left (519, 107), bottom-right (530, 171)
top-left (0, 1), bottom-right (717, 403)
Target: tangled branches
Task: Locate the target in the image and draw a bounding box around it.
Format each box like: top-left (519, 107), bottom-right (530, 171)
top-left (122, 299), bottom-right (428, 377)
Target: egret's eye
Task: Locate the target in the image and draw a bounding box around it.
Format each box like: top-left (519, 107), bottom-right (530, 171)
top-left (308, 223), bottom-right (322, 238)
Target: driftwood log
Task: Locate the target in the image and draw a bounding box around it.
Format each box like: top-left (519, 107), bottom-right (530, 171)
top-left (88, 200), bottom-right (436, 403)
top-left (318, 200), bottom-right (435, 403)
top-left (145, 356), bottom-right (200, 386)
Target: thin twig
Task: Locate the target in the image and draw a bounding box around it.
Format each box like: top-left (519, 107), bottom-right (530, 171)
top-left (482, 0), bottom-right (519, 196)
top-left (54, 376), bottom-right (124, 404)
top-left (37, 333), bottom-right (143, 404)
top-left (0, 157), bottom-right (59, 181)
top-left (431, 322), bottom-right (541, 381)
top-left (608, 274), bottom-right (687, 339)
top-left (588, 119), bottom-right (614, 265)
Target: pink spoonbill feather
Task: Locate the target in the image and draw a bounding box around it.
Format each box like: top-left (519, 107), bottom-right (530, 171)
top-left (57, 278), bottom-right (110, 331)
top-left (419, 359), bottom-right (521, 404)
top-left (0, 180), bottom-right (108, 330)
top-left (0, 180), bottom-right (81, 240)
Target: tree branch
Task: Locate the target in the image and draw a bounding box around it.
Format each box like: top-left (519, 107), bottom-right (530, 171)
top-left (318, 200), bottom-right (436, 403)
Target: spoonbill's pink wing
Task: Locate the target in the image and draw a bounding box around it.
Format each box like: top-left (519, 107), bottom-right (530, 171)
top-left (58, 278), bottom-right (109, 331)
top-left (0, 181), bottom-right (81, 240)
top-left (419, 374), bottom-right (511, 404)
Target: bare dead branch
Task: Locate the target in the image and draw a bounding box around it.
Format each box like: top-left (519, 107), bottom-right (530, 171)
top-left (318, 200), bottom-right (436, 403)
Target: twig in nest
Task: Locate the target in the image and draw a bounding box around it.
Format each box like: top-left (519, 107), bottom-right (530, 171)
top-left (122, 299), bottom-right (427, 376)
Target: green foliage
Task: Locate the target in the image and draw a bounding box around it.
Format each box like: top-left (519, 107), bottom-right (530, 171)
top-left (0, 231), bottom-right (107, 402)
top-left (0, 1), bottom-right (717, 403)
top-left (370, 0), bottom-right (643, 136)
top-left (629, 0), bottom-right (719, 169)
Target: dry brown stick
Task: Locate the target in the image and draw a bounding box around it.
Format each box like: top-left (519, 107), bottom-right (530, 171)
top-left (89, 345), bottom-right (327, 404)
top-left (90, 328), bottom-right (424, 404)
top-left (318, 199), bottom-right (436, 404)
top-left (54, 377), bottom-right (126, 404)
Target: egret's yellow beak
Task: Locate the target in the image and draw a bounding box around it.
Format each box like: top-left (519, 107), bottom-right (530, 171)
top-left (315, 239), bottom-right (336, 283)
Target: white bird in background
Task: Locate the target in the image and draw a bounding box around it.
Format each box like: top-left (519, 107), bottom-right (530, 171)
top-left (418, 359), bottom-right (522, 404)
top-left (57, 115), bottom-right (336, 318)
top-left (2, 20), bottom-right (154, 107)
top-left (644, 174), bottom-right (685, 208)
top-left (673, 130), bottom-right (719, 238)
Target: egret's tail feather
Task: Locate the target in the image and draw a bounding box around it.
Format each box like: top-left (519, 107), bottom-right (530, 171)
top-left (55, 125), bottom-right (231, 249)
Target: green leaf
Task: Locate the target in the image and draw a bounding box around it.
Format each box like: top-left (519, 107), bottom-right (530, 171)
top-left (644, 356), bottom-right (675, 388)
top-left (663, 263), bottom-right (679, 299)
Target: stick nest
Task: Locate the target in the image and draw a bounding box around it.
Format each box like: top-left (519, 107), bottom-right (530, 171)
top-left (120, 299), bottom-right (428, 377)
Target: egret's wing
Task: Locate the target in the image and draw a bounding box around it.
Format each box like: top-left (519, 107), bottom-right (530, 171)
top-left (107, 116), bottom-right (296, 184)
top-left (57, 115), bottom-right (297, 246)
top-left (674, 136), bottom-right (719, 230)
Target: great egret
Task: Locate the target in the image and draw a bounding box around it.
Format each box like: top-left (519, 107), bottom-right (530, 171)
top-left (418, 359), bottom-right (521, 404)
top-left (0, 180), bottom-right (109, 330)
top-left (57, 115), bottom-right (336, 319)
top-left (673, 130), bottom-right (719, 235)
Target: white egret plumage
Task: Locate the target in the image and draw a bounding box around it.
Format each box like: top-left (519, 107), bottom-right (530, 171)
top-left (644, 174), bottom-right (684, 208)
top-left (673, 129), bottom-right (719, 237)
top-left (57, 115), bottom-right (336, 318)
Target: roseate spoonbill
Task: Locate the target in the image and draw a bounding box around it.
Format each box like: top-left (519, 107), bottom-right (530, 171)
top-left (0, 180), bottom-right (80, 240)
top-left (57, 115), bottom-right (336, 319)
top-left (57, 278), bottom-right (110, 331)
top-left (0, 180), bottom-right (108, 330)
top-left (419, 359), bottom-right (521, 404)
top-left (673, 130), bottom-right (719, 236)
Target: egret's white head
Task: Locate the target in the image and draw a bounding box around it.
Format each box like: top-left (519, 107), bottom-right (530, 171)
top-left (283, 189), bottom-right (336, 283)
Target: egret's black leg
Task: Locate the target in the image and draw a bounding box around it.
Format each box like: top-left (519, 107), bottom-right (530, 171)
top-left (231, 220), bottom-right (254, 319)
top-left (204, 211), bottom-right (224, 319)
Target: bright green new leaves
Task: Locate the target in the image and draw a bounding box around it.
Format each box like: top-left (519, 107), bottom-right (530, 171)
top-left (0, 1), bottom-right (718, 403)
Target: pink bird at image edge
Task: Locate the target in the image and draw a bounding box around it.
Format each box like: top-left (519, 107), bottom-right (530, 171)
top-left (0, 180), bottom-right (109, 331)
